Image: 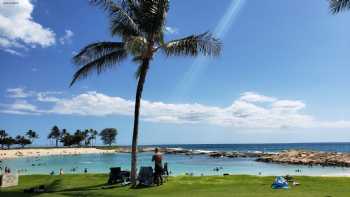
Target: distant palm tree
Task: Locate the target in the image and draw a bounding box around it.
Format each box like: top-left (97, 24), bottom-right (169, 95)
top-left (83, 129), bottom-right (90, 146)
top-left (48, 126), bottom-right (61, 147)
top-left (26, 130), bottom-right (39, 144)
top-left (16, 135), bottom-right (31, 148)
top-left (61, 129), bottom-right (68, 137)
top-left (330, 0), bottom-right (350, 14)
top-left (70, 0), bottom-right (221, 186)
top-left (88, 129), bottom-right (98, 147)
top-left (3, 136), bottom-right (16, 149)
top-left (0, 130), bottom-right (8, 149)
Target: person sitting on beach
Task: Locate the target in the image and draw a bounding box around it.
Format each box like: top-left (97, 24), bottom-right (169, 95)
top-left (152, 147), bottom-right (163, 186)
top-left (4, 166), bottom-right (10, 174)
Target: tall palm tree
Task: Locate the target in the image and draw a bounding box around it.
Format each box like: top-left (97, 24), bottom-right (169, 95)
top-left (70, 0), bottom-right (221, 186)
top-left (330, 0), bottom-right (350, 14)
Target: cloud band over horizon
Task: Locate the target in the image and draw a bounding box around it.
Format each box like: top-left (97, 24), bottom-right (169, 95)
top-left (1, 88), bottom-right (350, 130)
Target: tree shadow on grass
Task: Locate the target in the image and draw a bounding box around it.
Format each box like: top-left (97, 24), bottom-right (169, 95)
top-left (52, 184), bottom-right (134, 197)
top-left (0, 179), bottom-right (127, 197)
top-left (132, 184), bottom-right (158, 190)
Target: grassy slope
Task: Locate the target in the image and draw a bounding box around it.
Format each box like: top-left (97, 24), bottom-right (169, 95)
top-left (1, 174), bottom-right (350, 197)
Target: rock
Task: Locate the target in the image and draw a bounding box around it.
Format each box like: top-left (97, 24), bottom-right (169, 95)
top-left (256, 150), bottom-right (350, 167)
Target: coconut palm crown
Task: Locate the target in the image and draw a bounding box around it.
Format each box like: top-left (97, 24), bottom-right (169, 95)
top-left (70, 0), bottom-right (222, 186)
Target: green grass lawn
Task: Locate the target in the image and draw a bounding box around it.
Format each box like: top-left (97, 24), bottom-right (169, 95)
top-left (1, 174), bottom-right (350, 197)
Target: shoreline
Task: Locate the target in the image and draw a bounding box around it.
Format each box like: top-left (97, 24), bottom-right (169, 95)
top-left (0, 147), bottom-right (159, 160)
top-left (0, 148), bottom-right (118, 160)
top-left (2, 147), bottom-right (350, 168)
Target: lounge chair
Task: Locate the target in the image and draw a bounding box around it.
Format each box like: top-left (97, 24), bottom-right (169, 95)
top-left (107, 167), bottom-right (130, 185)
top-left (138, 166), bottom-right (154, 186)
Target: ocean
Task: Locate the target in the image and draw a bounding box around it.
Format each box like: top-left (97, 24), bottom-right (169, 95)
top-left (2, 143), bottom-right (350, 176)
top-left (156, 142), bottom-right (350, 153)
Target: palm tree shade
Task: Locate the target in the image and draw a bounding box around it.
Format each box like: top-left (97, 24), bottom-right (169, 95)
top-left (70, 0), bottom-right (221, 186)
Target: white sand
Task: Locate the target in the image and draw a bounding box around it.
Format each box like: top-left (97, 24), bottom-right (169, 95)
top-left (0, 148), bottom-right (117, 160)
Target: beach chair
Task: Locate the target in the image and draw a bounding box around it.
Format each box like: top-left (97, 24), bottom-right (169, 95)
top-left (138, 166), bottom-right (154, 186)
top-left (108, 167), bottom-right (130, 185)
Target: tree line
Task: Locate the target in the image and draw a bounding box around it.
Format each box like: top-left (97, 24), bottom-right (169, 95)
top-left (0, 126), bottom-right (117, 149)
top-left (0, 129), bottom-right (39, 149)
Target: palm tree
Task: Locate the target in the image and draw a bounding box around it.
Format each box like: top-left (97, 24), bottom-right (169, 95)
top-left (26, 130), bottom-right (39, 144)
top-left (16, 135), bottom-right (31, 148)
top-left (48, 126), bottom-right (61, 147)
top-left (3, 136), bottom-right (16, 149)
top-left (70, 0), bottom-right (221, 186)
top-left (330, 0), bottom-right (350, 14)
top-left (88, 129), bottom-right (98, 147)
top-left (0, 130), bottom-right (8, 149)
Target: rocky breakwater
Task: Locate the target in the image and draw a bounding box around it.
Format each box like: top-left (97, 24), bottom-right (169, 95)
top-left (207, 151), bottom-right (271, 158)
top-left (256, 150), bottom-right (350, 167)
top-left (161, 147), bottom-right (270, 158)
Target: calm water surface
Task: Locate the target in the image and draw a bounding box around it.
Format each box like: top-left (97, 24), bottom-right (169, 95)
top-left (3, 143), bottom-right (350, 176)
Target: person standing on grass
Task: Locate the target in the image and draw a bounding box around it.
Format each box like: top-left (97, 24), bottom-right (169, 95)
top-left (152, 147), bottom-right (163, 185)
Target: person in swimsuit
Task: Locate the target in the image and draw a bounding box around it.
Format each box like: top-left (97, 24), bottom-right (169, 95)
top-left (152, 147), bottom-right (163, 185)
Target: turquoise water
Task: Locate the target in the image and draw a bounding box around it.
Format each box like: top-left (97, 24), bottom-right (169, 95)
top-left (2, 152), bottom-right (350, 176)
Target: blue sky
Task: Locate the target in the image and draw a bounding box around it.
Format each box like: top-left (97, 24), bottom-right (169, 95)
top-left (1, 0), bottom-right (350, 145)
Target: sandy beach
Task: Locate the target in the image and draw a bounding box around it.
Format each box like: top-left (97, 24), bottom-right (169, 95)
top-left (0, 148), bottom-right (118, 160)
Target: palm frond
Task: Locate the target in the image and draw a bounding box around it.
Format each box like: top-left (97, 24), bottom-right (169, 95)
top-left (330, 0), bottom-right (350, 14)
top-left (131, 0), bottom-right (169, 36)
top-left (162, 32), bottom-right (222, 57)
top-left (108, 3), bottom-right (140, 38)
top-left (73, 42), bottom-right (125, 65)
top-left (71, 42), bottom-right (127, 86)
top-left (89, 0), bottom-right (114, 10)
top-left (90, 0), bottom-right (140, 38)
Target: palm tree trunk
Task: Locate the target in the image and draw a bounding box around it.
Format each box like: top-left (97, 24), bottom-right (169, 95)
top-left (130, 59), bottom-right (150, 187)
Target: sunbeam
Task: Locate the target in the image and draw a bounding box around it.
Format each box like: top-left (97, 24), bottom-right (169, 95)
top-left (172, 0), bottom-right (246, 99)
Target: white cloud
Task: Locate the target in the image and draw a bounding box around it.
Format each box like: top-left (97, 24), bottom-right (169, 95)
top-left (3, 48), bottom-right (22, 56)
top-left (36, 91), bottom-right (63, 102)
top-left (6, 87), bottom-right (33, 98)
top-left (59, 29), bottom-right (73, 45)
top-left (0, 0), bottom-right (56, 55)
top-left (165, 26), bottom-right (178, 35)
top-left (2, 89), bottom-right (350, 129)
top-left (239, 92), bottom-right (276, 103)
top-left (272, 100), bottom-right (305, 112)
top-left (0, 100), bottom-right (40, 115)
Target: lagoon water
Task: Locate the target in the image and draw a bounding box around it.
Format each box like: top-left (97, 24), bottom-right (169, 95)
top-left (2, 143), bottom-right (350, 176)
